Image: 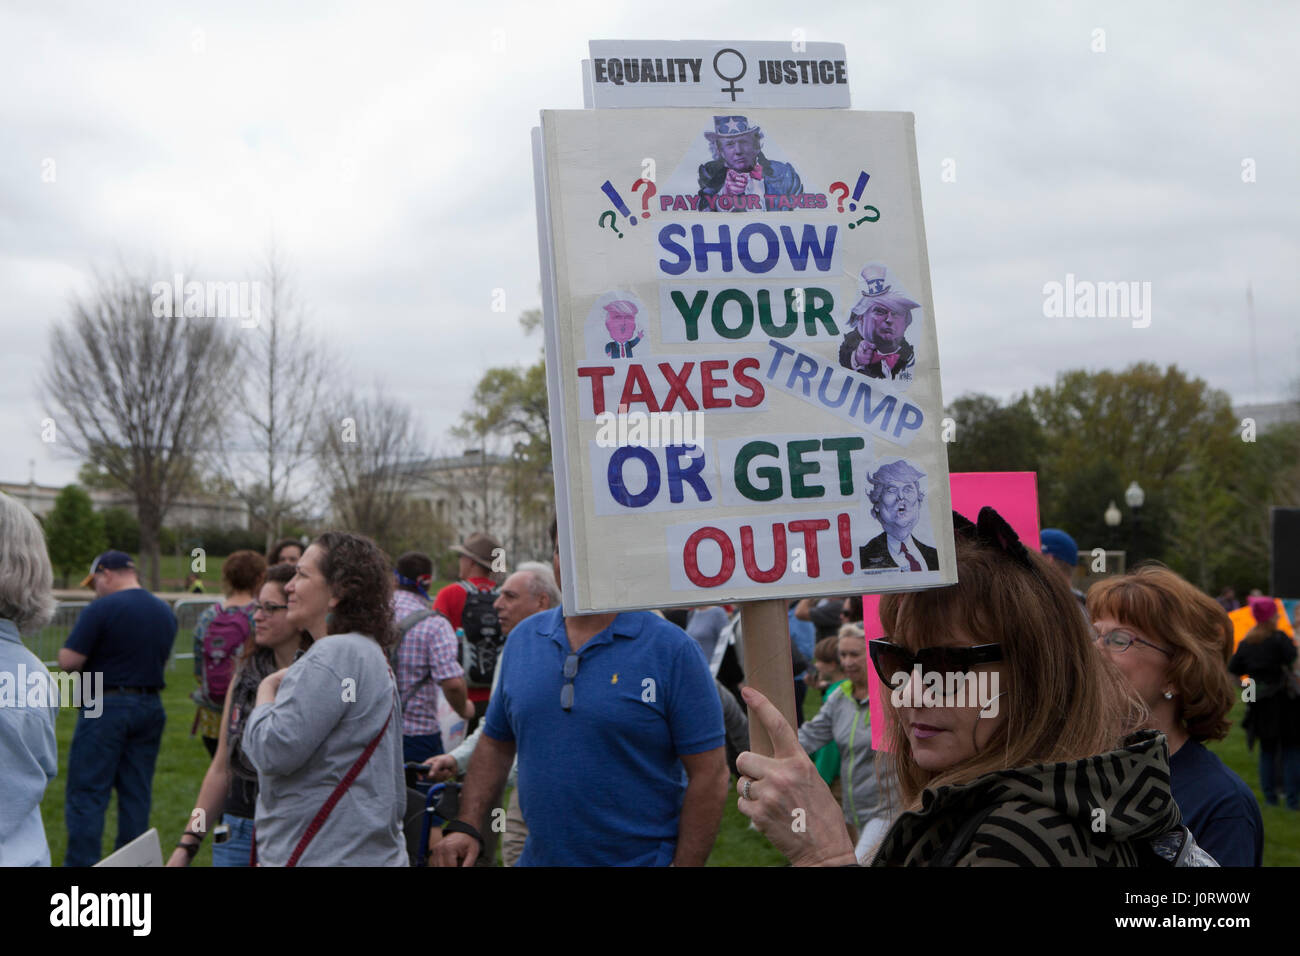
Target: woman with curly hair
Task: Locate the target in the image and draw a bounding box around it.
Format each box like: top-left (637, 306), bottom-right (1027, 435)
top-left (1090, 566), bottom-right (1263, 866)
top-left (242, 532), bottom-right (407, 866)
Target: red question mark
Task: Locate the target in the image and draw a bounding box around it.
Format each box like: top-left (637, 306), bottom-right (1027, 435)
top-left (632, 178), bottom-right (657, 218)
top-left (829, 181), bottom-right (849, 214)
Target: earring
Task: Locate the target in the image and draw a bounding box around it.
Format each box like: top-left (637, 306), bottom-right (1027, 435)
top-left (1163, 691), bottom-right (1173, 700)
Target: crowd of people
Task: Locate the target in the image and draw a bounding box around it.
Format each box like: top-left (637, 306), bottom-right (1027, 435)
top-left (0, 485), bottom-right (1295, 867)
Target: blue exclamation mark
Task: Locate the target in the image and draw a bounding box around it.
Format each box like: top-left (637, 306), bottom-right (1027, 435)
top-left (601, 181), bottom-right (637, 226)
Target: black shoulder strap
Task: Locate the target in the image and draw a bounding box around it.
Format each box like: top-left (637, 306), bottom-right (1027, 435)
top-left (929, 804), bottom-right (999, 867)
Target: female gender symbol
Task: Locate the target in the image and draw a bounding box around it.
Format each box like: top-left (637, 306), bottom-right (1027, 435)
top-left (712, 48), bottom-right (747, 102)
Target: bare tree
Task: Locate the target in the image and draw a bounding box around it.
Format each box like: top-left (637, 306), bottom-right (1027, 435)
top-left (43, 267), bottom-right (239, 589)
top-left (214, 244), bottom-right (332, 551)
top-left (316, 388), bottom-right (429, 553)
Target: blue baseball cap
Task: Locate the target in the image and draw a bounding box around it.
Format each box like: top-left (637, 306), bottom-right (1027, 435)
top-left (80, 550), bottom-right (136, 587)
top-left (1039, 529), bottom-right (1078, 567)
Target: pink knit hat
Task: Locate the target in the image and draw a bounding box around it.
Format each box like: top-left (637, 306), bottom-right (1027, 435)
top-left (1249, 596), bottom-right (1277, 624)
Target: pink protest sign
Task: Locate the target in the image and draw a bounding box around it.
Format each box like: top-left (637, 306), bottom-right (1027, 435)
top-left (868, 472), bottom-right (1040, 749)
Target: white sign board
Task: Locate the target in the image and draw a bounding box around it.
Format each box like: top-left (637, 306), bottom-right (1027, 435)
top-left (94, 827), bottom-right (163, 867)
top-left (534, 108), bottom-right (955, 614)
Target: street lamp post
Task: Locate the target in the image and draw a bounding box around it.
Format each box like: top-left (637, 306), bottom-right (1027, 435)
top-left (1104, 500), bottom-right (1122, 571)
top-left (1125, 481), bottom-right (1145, 565)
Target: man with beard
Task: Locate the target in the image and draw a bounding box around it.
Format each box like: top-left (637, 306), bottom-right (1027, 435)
top-left (697, 115), bottom-right (802, 212)
top-left (859, 460), bottom-right (938, 572)
top-left (838, 263), bottom-right (920, 383)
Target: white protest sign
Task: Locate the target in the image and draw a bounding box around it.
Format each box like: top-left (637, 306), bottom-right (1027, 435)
top-left (94, 827), bottom-right (163, 867)
top-left (535, 107), bottom-right (953, 614)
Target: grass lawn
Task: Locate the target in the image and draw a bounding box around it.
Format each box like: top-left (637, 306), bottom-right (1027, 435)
top-left (36, 664), bottom-right (1296, 866)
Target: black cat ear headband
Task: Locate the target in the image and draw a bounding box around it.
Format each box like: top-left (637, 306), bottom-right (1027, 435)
top-left (950, 506), bottom-right (1035, 571)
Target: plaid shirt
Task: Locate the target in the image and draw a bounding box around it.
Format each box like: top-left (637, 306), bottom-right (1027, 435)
top-left (392, 589), bottom-right (464, 736)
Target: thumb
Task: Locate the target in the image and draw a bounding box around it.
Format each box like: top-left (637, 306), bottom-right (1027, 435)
top-left (740, 686), bottom-right (802, 758)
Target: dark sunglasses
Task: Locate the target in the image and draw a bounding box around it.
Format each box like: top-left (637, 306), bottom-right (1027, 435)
top-left (868, 639), bottom-right (1003, 687)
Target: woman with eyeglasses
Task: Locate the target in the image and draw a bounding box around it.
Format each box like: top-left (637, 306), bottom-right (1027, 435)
top-left (170, 563), bottom-right (312, 866)
top-left (1090, 567), bottom-right (1262, 866)
top-left (241, 532), bottom-right (408, 866)
top-left (1229, 596), bottom-right (1300, 814)
top-left (736, 508), bottom-right (1213, 866)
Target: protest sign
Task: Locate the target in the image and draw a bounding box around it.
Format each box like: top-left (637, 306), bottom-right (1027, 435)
top-left (535, 107), bottom-right (954, 614)
top-left (94, 828), bottom-right (163, 867)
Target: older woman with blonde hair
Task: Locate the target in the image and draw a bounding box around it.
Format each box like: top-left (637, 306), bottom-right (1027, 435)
top-left (736, 508), bottom-right (1212, 866)
top-left (0, 492), bottom-right (59, 865)
top-left (1090, 566), bottom-right (1262, 865)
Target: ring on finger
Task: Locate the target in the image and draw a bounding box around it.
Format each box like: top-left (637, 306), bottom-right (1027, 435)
top-left (742, 778), bottom-right (753, 801)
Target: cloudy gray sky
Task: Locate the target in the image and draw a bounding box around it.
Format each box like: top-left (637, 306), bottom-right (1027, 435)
top-left (3, 0), bottom-right (1296, 489)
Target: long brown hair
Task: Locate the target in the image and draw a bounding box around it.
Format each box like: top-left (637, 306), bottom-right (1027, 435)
top-left (879, 536), bottom-right (1143, 810)
top-left (1088, 565), bottom-right (1236, 741)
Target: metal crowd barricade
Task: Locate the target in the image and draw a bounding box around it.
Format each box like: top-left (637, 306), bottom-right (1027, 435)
top-left (29, 596), bottom-right (222, 668)
top-left (171, 596), bottom-right (223, 671)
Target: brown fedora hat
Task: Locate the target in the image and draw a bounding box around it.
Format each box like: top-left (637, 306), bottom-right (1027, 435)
top-left (451, 532), bottom-right (501, 572)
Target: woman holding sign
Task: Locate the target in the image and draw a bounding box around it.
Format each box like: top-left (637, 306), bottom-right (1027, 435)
top-left (736, 507), bottom-right (1215, 866)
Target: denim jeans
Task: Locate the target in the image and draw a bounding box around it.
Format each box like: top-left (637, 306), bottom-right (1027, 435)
top-left (1259, 741), bottom-right (1300, 809)
top-left (64, 693), bottom-right (166, 866)
top-left (211, 813), bottom-right (255, 868)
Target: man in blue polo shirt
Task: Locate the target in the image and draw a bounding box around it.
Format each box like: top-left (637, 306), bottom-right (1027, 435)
top-left (433, 526), bottom-right (728, 866)
top-left (58, 551), bottom-right (177, 866)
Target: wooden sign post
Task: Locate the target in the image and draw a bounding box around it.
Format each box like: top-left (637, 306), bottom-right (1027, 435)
top-left (739, 598), bottom-right (799, 755)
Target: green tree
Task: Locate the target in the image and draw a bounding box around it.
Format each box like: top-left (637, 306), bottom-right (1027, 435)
top-left (944, 393), bottom-right (1047, 474)
top-left (1030, 363), bottom-right (1237, 504)
top-left (44, 485), bottom-right (106, 588)
top-left (100, 506), bottom-right (141, 552)
top-left (452, 309), bottom-right (553, 559)
top-left (1028, 363), bottom-right (1237, 566)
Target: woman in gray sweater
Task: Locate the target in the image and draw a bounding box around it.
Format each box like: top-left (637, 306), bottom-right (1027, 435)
top-left (797, 623), bottom-right (894, 852)
top-left (243, 532), bottom-right (407, 866)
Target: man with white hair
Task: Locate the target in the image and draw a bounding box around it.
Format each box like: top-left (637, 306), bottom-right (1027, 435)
top-left (421, 560), bottom-right (559, 865)
top-left (58, 549), bottom-right (178, 866)
top-left (860, 460), bottom-right (939, 572)
top-left (0, 492), bottom-right (60, 866)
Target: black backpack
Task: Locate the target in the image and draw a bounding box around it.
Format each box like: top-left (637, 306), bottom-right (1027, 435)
top-left (458, 581), bottom-right (502, 688)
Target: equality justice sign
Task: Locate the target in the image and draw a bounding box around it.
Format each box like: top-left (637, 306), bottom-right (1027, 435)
top-left (534, 107), bottom-right (954, 613)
